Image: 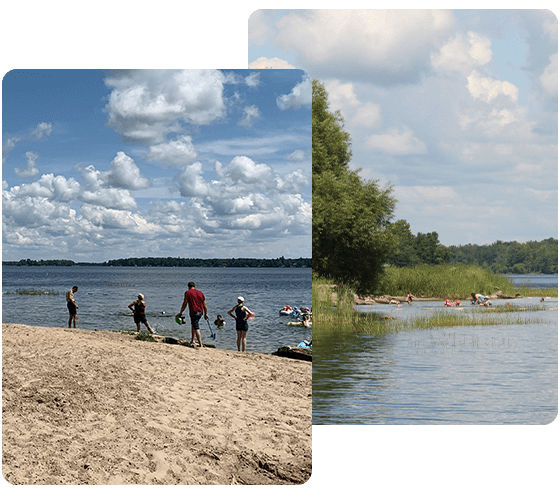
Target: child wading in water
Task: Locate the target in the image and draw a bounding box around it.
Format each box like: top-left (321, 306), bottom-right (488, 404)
top-left (128, 294), bottom-right (154, 334)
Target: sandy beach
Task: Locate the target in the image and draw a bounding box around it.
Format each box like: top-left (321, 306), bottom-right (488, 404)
top-left (2, 323), bottom-right (311, 485)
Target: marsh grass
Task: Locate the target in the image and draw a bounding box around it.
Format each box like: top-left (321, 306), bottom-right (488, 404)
top-left (313, 275), bottom-right (388, 337)
top-left (372, 264), bottom-right (508, 298)
top-left (475, 304), bottom-right (547, 313)
top-left (373, 264), bottom-right (557, 298)
top-left (313, 274), bottom-right (546, 339)
top-left (4, 289), bottom-right (61, 295)
top-left (511, 286), bottom-right (557, 298)
top-left (388, 309), bottom-right (543, 334)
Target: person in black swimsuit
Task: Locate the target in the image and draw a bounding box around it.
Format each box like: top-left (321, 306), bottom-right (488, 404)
top-left (128, 294), bottom-right (154, 334)
top-left (227, 296), bottom-right (253, 352)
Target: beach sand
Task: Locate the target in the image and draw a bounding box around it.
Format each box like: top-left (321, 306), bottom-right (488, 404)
top-left (2, 323), bottom-right (311, 485)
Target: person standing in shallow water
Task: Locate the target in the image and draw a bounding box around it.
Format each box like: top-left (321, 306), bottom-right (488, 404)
top-left (128, 294), bottom-right (154, 334)
top-left (66, 286), bottom-right (78, 328)
top-left (176, 282), bottom-right (208, 347)
top-left (228, 296), bottom-right (253, 352)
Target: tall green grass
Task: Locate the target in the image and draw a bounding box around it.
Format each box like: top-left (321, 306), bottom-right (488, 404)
top-left (313, 275), bottom-right (387, 337)
top-left (373, 264), bottom-right (557, 298)
top-left (373, 264), bottom-right (511, 298)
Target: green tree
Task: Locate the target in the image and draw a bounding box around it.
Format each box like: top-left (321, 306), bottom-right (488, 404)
top-left (414, 231), bottom-right (451, 265)
top-left (386, 220), bottom-right (420, 267)
top-left (312, 79), bottom-right (396, 294)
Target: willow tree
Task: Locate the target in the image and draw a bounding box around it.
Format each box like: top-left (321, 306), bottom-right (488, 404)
top-left (312, 79), bottom-right (396, 295)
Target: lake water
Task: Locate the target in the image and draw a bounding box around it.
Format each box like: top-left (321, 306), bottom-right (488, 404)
top-left (1, 266), bottom-right (311, 354)
top-left (313, 274), bottom-right (558, 424)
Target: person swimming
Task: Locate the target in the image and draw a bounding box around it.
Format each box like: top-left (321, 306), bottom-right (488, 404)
top-left (214, 314), bottom-right (226, 328)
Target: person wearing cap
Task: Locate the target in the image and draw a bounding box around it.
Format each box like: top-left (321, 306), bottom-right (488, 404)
top-left (66, 286), bottom-right (79, 328)
top-left (128, 293), bottom-right (154, 334)
top-left (177, 282), bottom-right (208, 347)
top-left (227, 296), bottom-right (253, 352)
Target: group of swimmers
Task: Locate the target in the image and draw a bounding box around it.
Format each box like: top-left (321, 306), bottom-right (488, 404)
top-left (66, 281), bottom-right (255, 352)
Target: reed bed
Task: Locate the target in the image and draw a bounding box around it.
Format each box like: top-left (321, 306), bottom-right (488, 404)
top-left (511, 286), bottom-right (557, 298)
top-left (373, 264), bottom-right (508, 298)
top-left (313, 273), bottom-right (547, 339)
top-left (387, 309), bottom-right (544, 333)
top-left (3, 289), bottom-right (61, 295)
top-left (372, 264), bottom-right (557, 298)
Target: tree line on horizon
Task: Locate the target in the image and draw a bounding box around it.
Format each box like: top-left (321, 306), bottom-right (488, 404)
top-left (2, 256), bottom-right (312, 268)
top-left (385, 221), bottom-right (557, 274)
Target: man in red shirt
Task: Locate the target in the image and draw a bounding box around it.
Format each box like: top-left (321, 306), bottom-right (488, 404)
top-left (176, 281), bottom-right (208, 347)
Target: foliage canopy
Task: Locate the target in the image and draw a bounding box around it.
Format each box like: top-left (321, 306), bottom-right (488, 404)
top-left (312, 79), bottom-right (396, 294)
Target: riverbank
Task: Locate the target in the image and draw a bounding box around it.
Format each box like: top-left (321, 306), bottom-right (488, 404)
top-left (2, 323), bottom-right (311, 485)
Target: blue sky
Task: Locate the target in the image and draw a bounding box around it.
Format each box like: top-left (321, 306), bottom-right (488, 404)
top-left (249, 9), bottom-right (558, 247)
top-left (2, 69), bottom-right (311, 262)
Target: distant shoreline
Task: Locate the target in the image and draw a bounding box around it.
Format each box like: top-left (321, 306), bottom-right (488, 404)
top-left (2, 257), bottom-right (312, 268)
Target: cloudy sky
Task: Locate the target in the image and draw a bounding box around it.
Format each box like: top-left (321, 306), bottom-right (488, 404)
top-left (249, 9), bottom-right (558, 247)
top-left (2, 69), bottom-right (311, 262)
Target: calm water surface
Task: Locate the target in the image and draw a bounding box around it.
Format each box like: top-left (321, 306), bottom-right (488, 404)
top-left (2, 266), bottom-right (311, 354)
top-left (313, 275), bottom-right (558, 424)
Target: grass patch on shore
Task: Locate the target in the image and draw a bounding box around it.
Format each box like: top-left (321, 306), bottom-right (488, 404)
top-left (4, 289), bottom-right (62, 295)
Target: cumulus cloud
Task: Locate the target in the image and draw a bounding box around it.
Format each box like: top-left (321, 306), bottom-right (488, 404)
top-left (15, 151), bottom-right (40, 177)
top-left (273, 9), bottom-right (455, 83)
top-left (323, 80), bottom-right (382, 128)
top-left (220, 155), bottom-right (274, 184)
top-left (145, 135), bottom-right (198, 167)
top-left (7, 174), bottom-right (80, 202)
top-left (104, 69), bottom-right (227, 143)
top-left (248, 57), bottom-right (296, 69)
top-left (238, 105), bottom-right (261, 127)
top-left (277, 75), bottom-right (312, 110)
top-left (466, 70), bottom-right (519, 103)
top-left (76, 163), bottom-right (138, 210)
top-left (106, 152), bottom-right (151, 190)
top-left (324, 80), bottom-right (360, 112)
top-left (174, 162), bottom-right (210, 197)
top-left (540, 53), bottom-right (558, 96)
top-left (79, 185), bottom-right (137, 211)
top-left (432, 32), bottom-right (492, 75)
top-left (366, 126), bottom-right (427, 155)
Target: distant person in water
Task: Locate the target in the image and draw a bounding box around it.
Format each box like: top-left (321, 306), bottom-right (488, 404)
top-left (228, 296), bottom-right (253, 352)
top-left (177, 281), bottom-right (208, 347)
top-left (471, 293), bottom-right (488, 304)
top-left (214, 315), bottom-right (226, 328)
top-left (406, 291), bottom-right (415, 305)
top-left (128, 294), bottom-right (154, 334)
top-left (66, 286), bottom-right (79, 328)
